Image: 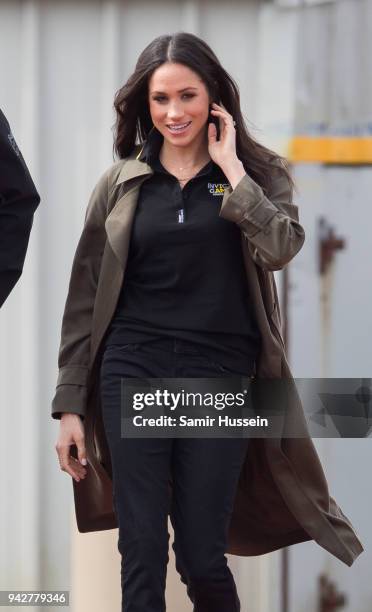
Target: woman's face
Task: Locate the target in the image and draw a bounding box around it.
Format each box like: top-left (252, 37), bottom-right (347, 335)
top-left (148, 62), bottom-right (211, 148)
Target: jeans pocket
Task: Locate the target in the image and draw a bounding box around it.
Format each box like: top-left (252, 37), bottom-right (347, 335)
top-left (101, 344), bottom-right (139, 378)
top-left (198, 353), bottom-right (254, 377)
top-left (104, 343), bottom-right (138, 354)
top-left (212, 361), bottom-right (248, 376)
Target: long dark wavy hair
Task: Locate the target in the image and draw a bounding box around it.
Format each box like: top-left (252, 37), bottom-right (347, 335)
top-left (113, 32), bottom-right (295, 197)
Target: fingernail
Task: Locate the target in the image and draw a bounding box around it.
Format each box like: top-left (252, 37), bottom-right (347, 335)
top-left (81, 458), bottom-right (87, 465)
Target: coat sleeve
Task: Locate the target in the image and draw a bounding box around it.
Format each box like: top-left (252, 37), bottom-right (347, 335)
top-left (51, 169), bottom-right (110, 420)
top-left (219, 164), bottom-right (305, 271)
top-left (0, 109), bottom-right (41, 307)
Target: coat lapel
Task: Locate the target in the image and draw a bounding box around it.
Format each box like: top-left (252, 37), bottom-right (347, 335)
top-left (90, 156), bottom-right (154, 363)
top-left (104, 158), bottom-right (153, 268)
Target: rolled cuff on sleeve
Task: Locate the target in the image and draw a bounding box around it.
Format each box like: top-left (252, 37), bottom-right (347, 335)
top-left (52, 366), bottom-right (90, 420)
top-left (56, 365), bottom-right (90, 386)
top-left (219, 168), bottom-right (304, 270)
top-left (219, 173), bottom-right (279, 233)
top-left (51, 383), bottom-right (87, 420)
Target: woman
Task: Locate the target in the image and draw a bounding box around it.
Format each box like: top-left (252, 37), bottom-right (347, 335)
top-left (53, 32), bottom-right (363, 612)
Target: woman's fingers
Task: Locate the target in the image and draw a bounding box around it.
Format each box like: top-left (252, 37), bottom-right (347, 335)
top-left (70, 455), bottom-right (87, 481)
top-left (210, 108), bottom-right (235, 129)
top-left (211, 103), bottom-right (235, 124)
top-left (75, 434), bottom-right (87, 467)
top-left (208, 121), bottom-right (218, 144)
top-left (58, 446), bottom-right (87, 481)
top-left (56, 443), bottom-right (83, 481)
top-left (55, 415), bottom-right (87, 482)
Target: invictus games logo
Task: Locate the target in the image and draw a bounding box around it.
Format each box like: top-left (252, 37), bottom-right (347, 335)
top-left (208, 182), bottom-right (230, 196)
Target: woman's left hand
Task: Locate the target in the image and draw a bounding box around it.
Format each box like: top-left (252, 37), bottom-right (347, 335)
top-left (207, 103), bottom-right (246, 189)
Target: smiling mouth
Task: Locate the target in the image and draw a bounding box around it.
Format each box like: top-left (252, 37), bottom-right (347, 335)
top-left (166, 121), bottom-right (191, 133)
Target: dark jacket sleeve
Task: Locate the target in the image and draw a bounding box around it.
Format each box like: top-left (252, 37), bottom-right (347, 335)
top-left (51, 168), bottom-right (111, 420)
top-left (219, 163), bottom-right (305, 271)
top-left (0, 109), bottom-right (41, 307)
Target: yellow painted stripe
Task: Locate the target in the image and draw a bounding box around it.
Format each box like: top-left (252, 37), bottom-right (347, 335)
top-left (288, 136), bottom-right (372, 163)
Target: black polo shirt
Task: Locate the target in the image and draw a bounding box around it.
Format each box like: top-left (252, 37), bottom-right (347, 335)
top-left (105, 128), bottom-right (261, 372)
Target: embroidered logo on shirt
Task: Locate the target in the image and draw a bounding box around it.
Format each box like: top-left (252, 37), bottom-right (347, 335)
top-left (207, 182), bottom-right (230, 196)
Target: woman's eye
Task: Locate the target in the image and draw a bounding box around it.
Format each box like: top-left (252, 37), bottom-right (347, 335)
top-left (152, 93), bottom-right (195, 103)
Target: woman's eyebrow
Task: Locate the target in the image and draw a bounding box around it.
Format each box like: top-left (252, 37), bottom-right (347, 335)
top-left (150, 87), bottom-right (198, 95)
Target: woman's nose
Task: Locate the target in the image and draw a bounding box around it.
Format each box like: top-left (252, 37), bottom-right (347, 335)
top-left (167, 105), bottom-right (184, 121)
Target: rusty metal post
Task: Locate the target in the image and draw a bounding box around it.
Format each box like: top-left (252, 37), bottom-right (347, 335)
top-left (318, 573), bottom-right (347, 612)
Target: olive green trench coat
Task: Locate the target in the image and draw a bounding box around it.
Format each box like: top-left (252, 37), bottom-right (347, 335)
top-left (52, 146), bottom-right (364, 566)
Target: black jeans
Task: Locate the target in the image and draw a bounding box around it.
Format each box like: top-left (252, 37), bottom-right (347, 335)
top-left (100, 337), bottom-right (253, 612)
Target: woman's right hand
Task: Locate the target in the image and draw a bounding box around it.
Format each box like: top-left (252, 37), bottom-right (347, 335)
top-left (55, 413), bottom-right (88, 482)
